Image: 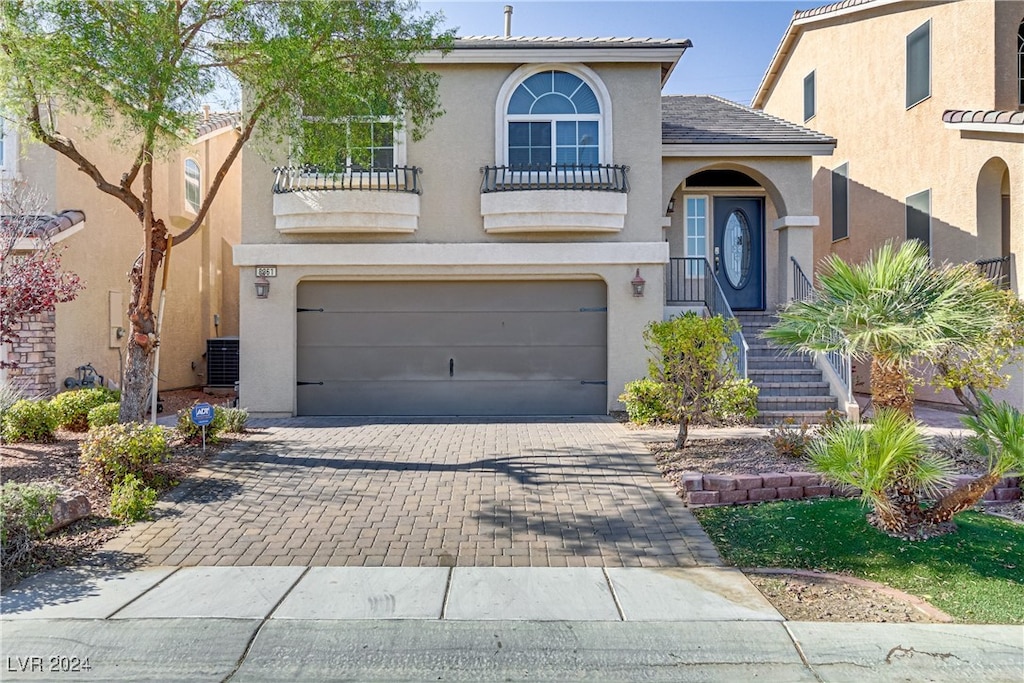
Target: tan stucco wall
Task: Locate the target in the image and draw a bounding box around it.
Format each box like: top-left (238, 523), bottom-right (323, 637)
top-left (14, 114), bottom-right (242, 395)
top-left (236, 59), bottom-right (669, 415)
top-left (760, 0), bottom-right (1024, 407)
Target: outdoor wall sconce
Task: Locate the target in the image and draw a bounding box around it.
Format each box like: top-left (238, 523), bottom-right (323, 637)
top-left (666, 197), bottom-right (675, 214)
top-left (631, 268), bottom-right (646, 297)
top-left (254, 276), bottom-right (270, 299)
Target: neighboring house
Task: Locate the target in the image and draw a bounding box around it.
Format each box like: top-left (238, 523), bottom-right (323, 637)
top-left (753, 0), bottom-right (1023, 408)
top-left (234, 35), bottom-right (845, 419)
top-left (1, 109), bottom-right (242, 398)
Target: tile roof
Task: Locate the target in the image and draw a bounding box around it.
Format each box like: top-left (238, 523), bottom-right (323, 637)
top-left (454, 36), bottom-right (692, 49)
top-left (943, 109), bottom-right (1024, 126)
top-left (1, 210), bottom-right (86, 241)
top-left (662, 95), bottom-right (837, 145)
top-left (793, 0), bottom-right (879, 21)
top-left (194, 111), bottom-right (240, 138)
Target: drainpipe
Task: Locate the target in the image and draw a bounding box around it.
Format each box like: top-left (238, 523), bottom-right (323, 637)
top-left (504, 5), bottom-right (512, 38)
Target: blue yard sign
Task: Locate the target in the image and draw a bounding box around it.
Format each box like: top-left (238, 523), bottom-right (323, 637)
top-left (191, 403), bottom-right (214, 426)
top-left (191, 402), bottom-right (214, 451)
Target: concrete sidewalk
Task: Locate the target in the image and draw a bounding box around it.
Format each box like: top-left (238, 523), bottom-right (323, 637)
top-left (3, 565), bottom-right (1022, 681)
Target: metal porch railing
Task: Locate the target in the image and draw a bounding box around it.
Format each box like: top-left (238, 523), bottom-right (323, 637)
top-left (976, 256), bottom-right (1011, 290)
top-left (480, 164), bottom-right (629, 193)
top-left (273, 165), bottom-right (421, 194)
top-left (665, 257), bottom-right (747, 377)
top-left (791, 256), bottom-right (853, 403)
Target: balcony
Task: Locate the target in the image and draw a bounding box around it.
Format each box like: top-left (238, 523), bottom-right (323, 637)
top-left (479, 164), bottom-right (629, 234)
top-left (272, 165), bottom-right (421, 234)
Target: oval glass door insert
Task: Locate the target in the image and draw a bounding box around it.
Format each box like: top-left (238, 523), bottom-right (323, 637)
top-left (723, 210), bottom-right (751, 289)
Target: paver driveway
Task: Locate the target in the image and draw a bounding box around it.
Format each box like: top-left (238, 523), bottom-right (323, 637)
top-left (102, 417), bottom-right (721, 568)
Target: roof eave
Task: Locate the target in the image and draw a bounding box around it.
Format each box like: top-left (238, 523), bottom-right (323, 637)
top-left (417, 45), bottom-right (689, 69)
top-left (661, 142), bottom-right (836, 157)
top-left (752, 0), bottom-right (910, 109)
top-left (944, 122), bottom-right (1024, 136)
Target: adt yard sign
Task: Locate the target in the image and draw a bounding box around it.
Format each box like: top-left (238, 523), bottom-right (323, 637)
top-left (191, 403), bottom-right (214, 426)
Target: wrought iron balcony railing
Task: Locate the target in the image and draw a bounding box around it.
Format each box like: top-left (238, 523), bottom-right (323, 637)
top-left (273, 165), bottom-right (421, 194)
top-left (480, 164), bottom-right (629, 193)
top-left (976, 256), bottom-right (1011, 290)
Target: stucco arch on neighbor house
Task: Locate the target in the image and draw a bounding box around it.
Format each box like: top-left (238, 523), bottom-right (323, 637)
top-left (976, 156), bottom-right (1011, 260)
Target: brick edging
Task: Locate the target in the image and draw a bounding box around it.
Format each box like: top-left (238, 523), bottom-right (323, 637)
top-left (680, 471), bottom-right (1022, 507)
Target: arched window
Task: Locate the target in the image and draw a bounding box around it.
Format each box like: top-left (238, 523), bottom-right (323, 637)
top-left (497, 66), bottom-right (611, 168)
top-left (1018, 19), bottom-right (1023, 106)
top-left (184, 158), bottom-right (201, 213)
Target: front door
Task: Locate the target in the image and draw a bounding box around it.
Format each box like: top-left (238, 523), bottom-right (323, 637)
top-left (713, 197), bottom-right (764, 311)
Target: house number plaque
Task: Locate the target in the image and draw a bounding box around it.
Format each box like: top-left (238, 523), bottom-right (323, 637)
top-left (255, 266), bottom-right (277, 278)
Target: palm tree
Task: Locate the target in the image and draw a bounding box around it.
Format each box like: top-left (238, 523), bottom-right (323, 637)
top-left (765, 240), bottom-right (1008, 416)
top-left (808, 408), bottom-right (954, 534)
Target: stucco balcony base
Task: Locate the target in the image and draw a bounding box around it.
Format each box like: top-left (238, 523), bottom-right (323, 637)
top-left (480, 191), bottom-right (627, 233)
top-left (273, 191), bottom-right (419, 234)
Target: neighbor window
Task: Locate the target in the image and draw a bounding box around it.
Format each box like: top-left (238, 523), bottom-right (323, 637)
top-left (184, 158), bottom-right (201, 213)
top-left (906, 20), bottom-right (931, 108)
top-left (831, 162), bottom-right (849, 241)
top-left (803, 71), bottom-right (816, 122)
top-left (906, 189), bottom-right (931, 254)
top-left (685, 196), bottom-right (708, 275)
top-left (1018, 19), bottom-right (1023, 106)
top-left (506, 70), bottom-right (601, 167)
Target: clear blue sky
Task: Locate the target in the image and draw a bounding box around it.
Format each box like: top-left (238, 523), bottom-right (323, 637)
top-left (419, 1), bottom-right (821, 104)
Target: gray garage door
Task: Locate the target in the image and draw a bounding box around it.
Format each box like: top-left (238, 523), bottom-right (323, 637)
top-left (296, 280), bottom-right (607, 416)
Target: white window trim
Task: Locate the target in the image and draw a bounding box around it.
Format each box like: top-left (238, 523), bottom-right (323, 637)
top-left (494, 63), bottom-right (613, 166)
top-left (1, 117), bottom-right (20, 179)
top-left (905, 188), bottom-right (932, 255)
top-left (831, 161), bottom-right (849, 243)
top-left (683, 194), bottom-right (709, 261)
top-left (906, 19), bottom-right (931, 110)
top-left (803, 70), bottom-right (816, 122)
top-left (184, 157), bottom-right (201, 215)
top-left (295, 115), bottom-right (407, 178)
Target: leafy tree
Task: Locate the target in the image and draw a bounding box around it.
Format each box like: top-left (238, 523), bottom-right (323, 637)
top-left (642, 313), bottom-right (758, 449)
top-left (1, 185), bottom-right (82, 370)
top-left (932, 291), bottom-right (1024, 416)
top-left (0, 0), bottom-right (453, 421)
top-left (765, 240), bottom-right (1008, 416)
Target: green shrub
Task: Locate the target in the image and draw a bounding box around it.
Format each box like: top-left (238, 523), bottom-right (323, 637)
top-left (1, 399), bottom-right (56, 443)
top-left (87, 402), bottom-right (121, 430)
top-left (175, 403), bottom-right (228, 444)
top-left (1, 482), bottom-right (57, 567)
top-left (49, 388), bottom-right (120, 432)
top-left (618, 379), bottom-right (671, 425)
top-left (80, 423), bottom-right (170, 489)
top-left (109, 474), bottom-right (158, 523)
top-left (220, 406), bottom-right (249, 434)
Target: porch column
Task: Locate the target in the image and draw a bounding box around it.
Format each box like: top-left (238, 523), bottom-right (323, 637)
top-left (774, 215), bottom-right (819, 304)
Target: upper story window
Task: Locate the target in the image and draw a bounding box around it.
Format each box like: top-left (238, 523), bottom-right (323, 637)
top-left (496, 65), bottom-right (612, 169)
top-left (184, 158), bottom-right (201, 213)
top-left (0, 117), bottom-right (17, 175)
top-left (906, 20), bottom-right (931, 109)
top-left (831, 162), bottom-right (849, 242)
top-left (299, 117), bottom-right (397, 172)
top-left (803, 71), bottom-right (816, 122)
top-left (1018, 19), bottom-right (1023, 106)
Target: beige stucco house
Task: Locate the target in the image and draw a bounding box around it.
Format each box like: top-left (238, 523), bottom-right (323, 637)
top-left (753, 0), bottom-right (1024, 408)
top-left (235, 36), bottom-right (847, 419)
top-left (1, 110), bottom-right (242, 398)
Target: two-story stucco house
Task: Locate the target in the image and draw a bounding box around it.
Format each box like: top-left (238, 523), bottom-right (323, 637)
top-left (1, 110), bottom-right (242, 397)
top-left (234, 34), bottom-right (847, 420)
top-left (752, 0), bottom-right (1023, 409)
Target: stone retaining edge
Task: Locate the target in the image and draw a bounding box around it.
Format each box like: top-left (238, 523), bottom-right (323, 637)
top-left (681, 472), bottom-right (1022, 507)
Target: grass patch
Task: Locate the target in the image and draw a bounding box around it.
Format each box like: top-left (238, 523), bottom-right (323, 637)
top-left (693, 498), bottom-right (1024, 624)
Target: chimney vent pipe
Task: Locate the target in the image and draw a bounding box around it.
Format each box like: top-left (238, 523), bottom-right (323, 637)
top-left (504, 5), bottom-right (513, 38)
